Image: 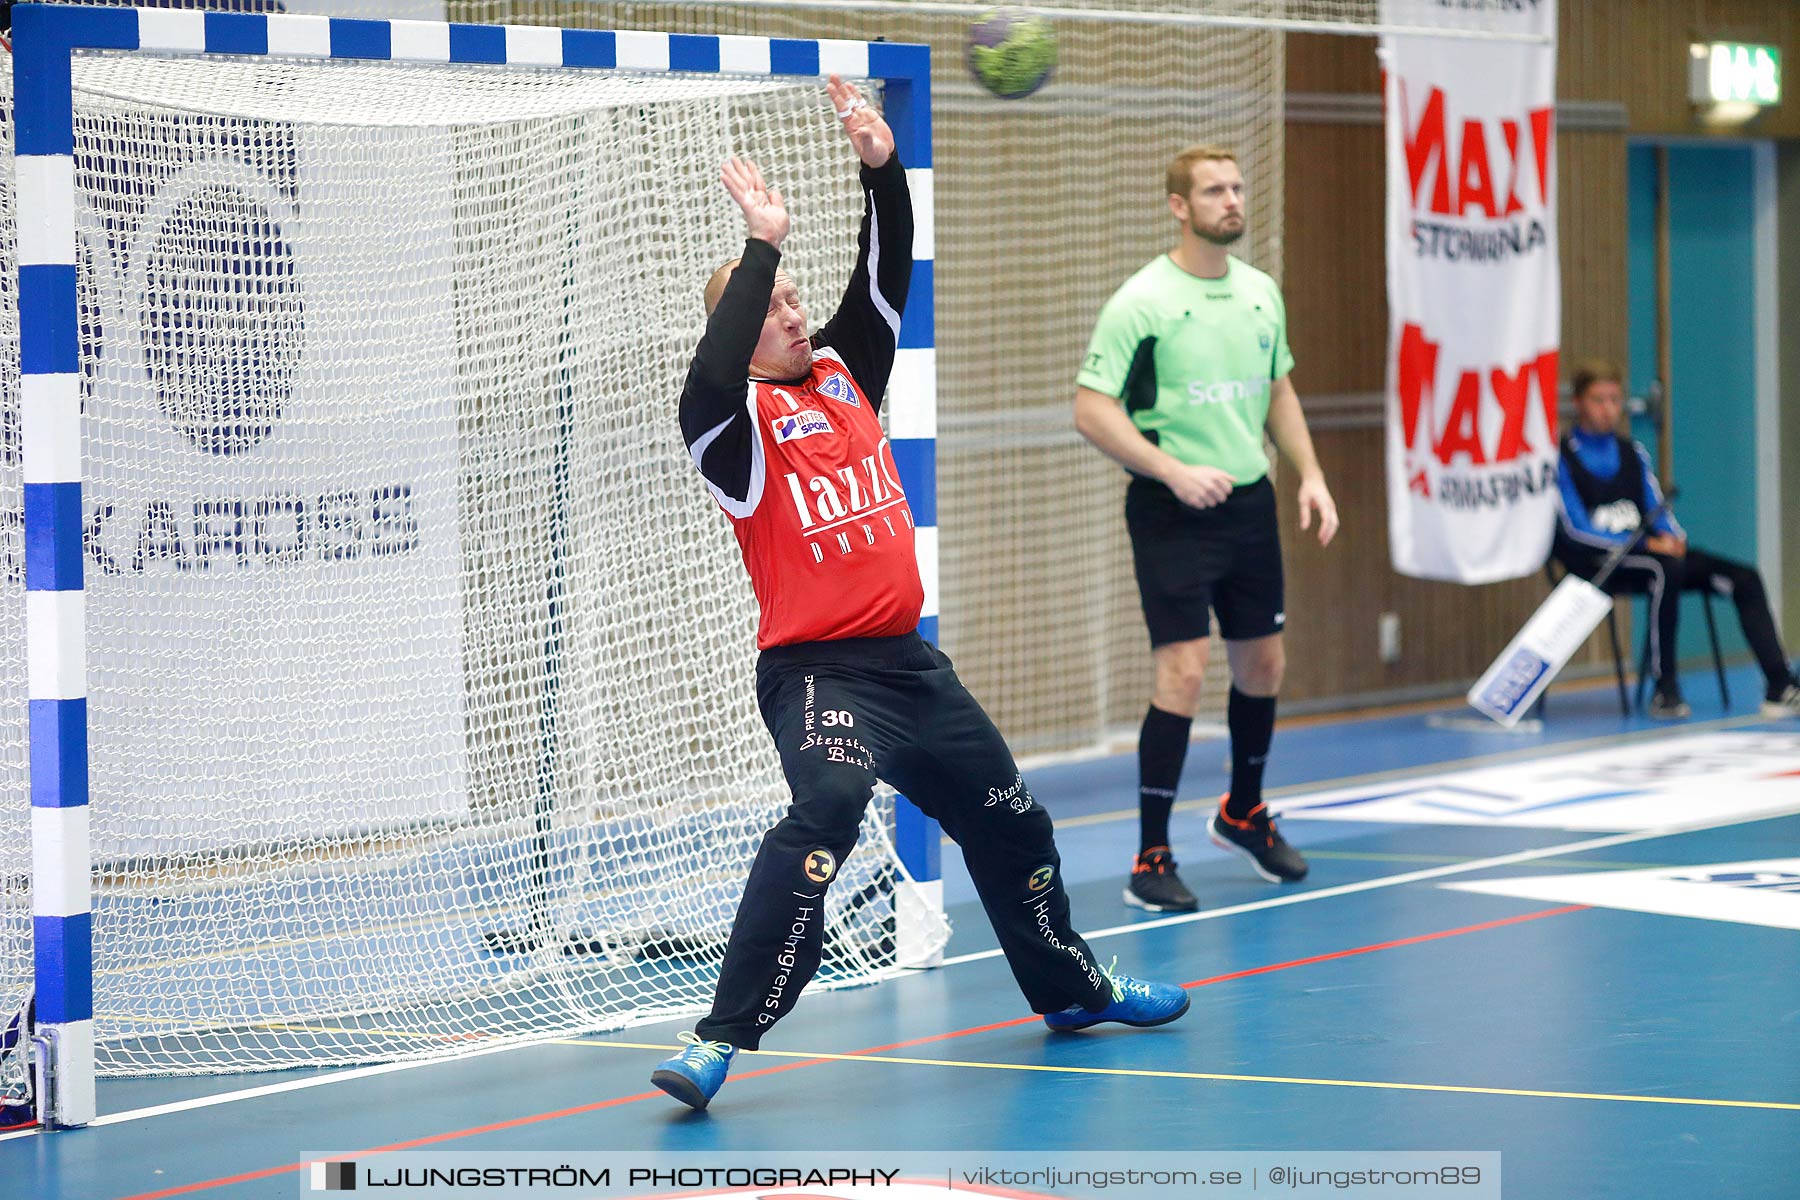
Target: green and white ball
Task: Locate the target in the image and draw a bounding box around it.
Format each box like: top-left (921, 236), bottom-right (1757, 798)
top-left (967, 10), bottom-right (1058, 100)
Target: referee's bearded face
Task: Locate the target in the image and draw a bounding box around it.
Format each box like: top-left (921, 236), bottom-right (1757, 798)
top-left (752, 272), bottom-right (813, 379)
top-left (1176, 159), bottom-right (1246, 247)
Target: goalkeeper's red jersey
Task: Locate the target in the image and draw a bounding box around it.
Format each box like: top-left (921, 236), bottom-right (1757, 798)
top-left (720, 348), bottom-right (922, 649)
top-left (679, 157), bottom-right (920, 650)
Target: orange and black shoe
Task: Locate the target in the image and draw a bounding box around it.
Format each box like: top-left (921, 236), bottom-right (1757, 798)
top-left (1124, 846), bottom-right (1199, 913)
top-left (1208, 795), bottom-right (1308, 883)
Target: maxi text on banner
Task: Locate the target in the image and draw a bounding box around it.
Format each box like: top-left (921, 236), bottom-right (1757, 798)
top-left (1381, 1), bottom-right (1559, 583)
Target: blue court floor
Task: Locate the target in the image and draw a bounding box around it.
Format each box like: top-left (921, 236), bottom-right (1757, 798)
top-left (4, 665), bottom-right (1798, 1200)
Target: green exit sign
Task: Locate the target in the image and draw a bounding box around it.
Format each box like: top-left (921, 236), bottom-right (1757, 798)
top-left (1690, 42), bottom-right (1781, 106)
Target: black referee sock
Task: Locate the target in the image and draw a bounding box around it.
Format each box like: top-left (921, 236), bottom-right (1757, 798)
top-left (1137, 705), bottom-right (1192, 854)
top-left (1224, 688), bottom-right (1277, 821)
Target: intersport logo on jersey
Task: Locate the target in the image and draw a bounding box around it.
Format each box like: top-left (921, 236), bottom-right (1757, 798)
top-left (772, 409), bottom-right (834, 443)
top-left (1380, 0), bottom-right (1559, 584)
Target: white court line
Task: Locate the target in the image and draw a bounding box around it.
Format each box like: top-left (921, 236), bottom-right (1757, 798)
top-left (940, 800), bottom-right (1800, 965)
top-left (0, 1038), bottom-right (538, 1140)
top-left (7, 782), bottom-right (1795, 1139)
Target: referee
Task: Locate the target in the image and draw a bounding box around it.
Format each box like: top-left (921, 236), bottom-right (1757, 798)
top-left (1075, 145), bottom-right (1338, 913)
top-left (652, 78), bottom-right (1187, 1112)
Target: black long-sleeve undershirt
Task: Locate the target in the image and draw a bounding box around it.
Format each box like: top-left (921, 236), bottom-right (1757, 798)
top-left (679, 156), bottom-right (913, 504)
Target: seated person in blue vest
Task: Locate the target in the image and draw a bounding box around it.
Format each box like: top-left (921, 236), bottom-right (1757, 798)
top-left (1552, 358), bottom-right (1799, 720)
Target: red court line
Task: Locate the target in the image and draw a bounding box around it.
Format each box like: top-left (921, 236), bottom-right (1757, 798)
top-left (1178, 903), bottom-right (1589, 991)
top-left (113, 903), bottom-right (1586, 1200)
top-left (854, 903), bottom-right (1590, 1055)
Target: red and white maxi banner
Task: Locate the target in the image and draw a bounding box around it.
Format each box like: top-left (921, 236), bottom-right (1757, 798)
top-left (1381, 2), bottom-right (1559, 583)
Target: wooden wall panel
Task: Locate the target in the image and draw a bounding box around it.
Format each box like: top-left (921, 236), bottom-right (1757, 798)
top-left (1288, 27), bottom-right (1380, 96)
top-left (1557, 132), bottom-right (1629, 372)
top-left (1284, 120), bottom-right (1386, 394)
top-left (1562, 0), bottom-right (1800, 135)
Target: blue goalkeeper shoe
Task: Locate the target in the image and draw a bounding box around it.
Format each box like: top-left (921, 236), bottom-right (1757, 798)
top-left (650, 1032), bottom-right (738, 1110)
top-left (1043, 958), bottom-right (1190, 1031)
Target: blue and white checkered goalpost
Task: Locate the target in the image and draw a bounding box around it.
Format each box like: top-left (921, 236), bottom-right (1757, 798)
top-left (12, 2), bottom-right (941, 1129)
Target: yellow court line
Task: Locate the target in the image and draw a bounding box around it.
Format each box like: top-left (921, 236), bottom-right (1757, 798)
top-left (564, 1039), bottom-right (1800, 1114)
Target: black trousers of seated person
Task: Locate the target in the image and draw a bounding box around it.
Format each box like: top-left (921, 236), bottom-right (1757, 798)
top-left (694, 632), bottom-right (1113, 1051)
top-left (1555, 541), bottom-right (1790, 696)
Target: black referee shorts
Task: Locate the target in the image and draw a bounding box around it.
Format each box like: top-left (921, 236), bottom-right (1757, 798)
top-left (1125, 474), bottom-right (1285, 647)
top-left (694, 633), bottom-right (1111, 1049)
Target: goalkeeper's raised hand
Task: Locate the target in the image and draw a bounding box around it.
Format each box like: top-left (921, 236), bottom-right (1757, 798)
top-left (827, 74), bottom-right (892, 169)
top-left (720, 156), bottom-right (789, 248)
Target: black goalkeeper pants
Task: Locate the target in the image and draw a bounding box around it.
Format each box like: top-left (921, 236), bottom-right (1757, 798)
top-left (695, 632), bottom-right (1113, 1049)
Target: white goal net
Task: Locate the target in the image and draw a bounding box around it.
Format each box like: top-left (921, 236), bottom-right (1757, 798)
top-left (1, 45), bottom-right (947, 1081)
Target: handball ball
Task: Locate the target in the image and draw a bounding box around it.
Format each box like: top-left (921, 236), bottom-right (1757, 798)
top-left (967, 9), bottom-right (1058, 100)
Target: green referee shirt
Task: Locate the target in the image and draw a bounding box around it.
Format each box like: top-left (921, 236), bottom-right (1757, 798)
top-left (1076, 253), bottom-right (1293, 485)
